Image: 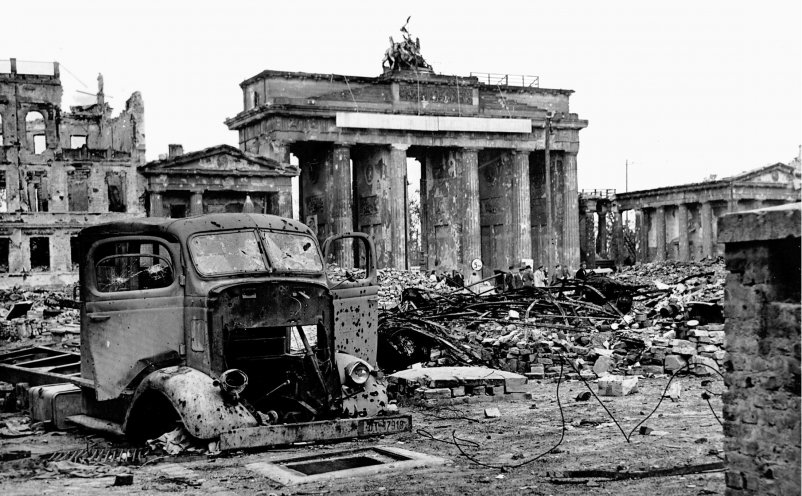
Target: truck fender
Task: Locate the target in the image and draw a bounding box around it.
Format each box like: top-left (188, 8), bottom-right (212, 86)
top-left (336, 352), bottom-right (390, 418)
top-left (123, 366), bottom-right (258, 440)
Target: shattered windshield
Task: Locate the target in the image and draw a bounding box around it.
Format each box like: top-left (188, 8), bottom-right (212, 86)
top-left (260, 230), bottom-right (323, 272)
top-left (190, 231), bottom-right (267, 276)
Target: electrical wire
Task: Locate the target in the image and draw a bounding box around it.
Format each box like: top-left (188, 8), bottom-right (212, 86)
top-left (416, 355), bottom-right (725, 470)
top-left (442, 360), bottom-right (567, 469)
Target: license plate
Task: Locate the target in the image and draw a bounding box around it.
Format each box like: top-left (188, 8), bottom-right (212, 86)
top-left (358, 416), bottom-right (411, 436)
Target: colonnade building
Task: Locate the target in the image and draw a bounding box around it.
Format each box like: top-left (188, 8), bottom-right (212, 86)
top-left (225, 68), bottom-right (587, 279)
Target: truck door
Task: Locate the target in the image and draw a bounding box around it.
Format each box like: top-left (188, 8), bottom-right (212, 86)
top-left (82, 236), bottom-right (184, 401)
top-left (321, 233), bottom-right (378, 366)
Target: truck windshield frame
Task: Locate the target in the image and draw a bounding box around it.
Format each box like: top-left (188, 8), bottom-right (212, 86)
top-left (188, 229), bottom-right (323, 277)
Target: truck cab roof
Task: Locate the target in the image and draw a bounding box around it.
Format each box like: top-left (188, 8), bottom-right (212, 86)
top-left (78, 213), bottom-right (315, 245)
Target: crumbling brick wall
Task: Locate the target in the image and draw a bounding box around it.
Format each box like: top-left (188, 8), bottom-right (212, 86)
top-left (719, 204), bottom-right (801, 496)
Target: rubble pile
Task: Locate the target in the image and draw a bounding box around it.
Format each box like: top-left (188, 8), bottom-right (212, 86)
top-left (0, 286), bottom-right (79, 344)
top-left (377, 268), bottom-right (454, 306)
top-left (377, 260), bottom-right (728, 392)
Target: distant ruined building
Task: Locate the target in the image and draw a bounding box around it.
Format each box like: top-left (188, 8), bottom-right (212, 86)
top-left (579, 160), bottom-right (802, 267)
top-left (0, 58), bottom-right (145, 288)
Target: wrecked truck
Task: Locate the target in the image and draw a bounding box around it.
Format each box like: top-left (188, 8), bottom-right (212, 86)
top-left (0, 214), bottom-right (411, 449)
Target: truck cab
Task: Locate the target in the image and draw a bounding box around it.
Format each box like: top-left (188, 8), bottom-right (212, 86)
top-left (1, 214), bottom-right (409, 448)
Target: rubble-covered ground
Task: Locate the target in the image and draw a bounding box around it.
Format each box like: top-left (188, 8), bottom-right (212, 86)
top-left (0, 260), bottom-right (728, 495)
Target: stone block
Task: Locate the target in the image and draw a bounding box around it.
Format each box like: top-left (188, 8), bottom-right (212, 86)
top-left (698, 344), bottom-right (720, 353)
top-left (664, 354), bottom-right (688, 372)
top-left (689, 355), bottom-right (719, 376)
top-left (597, 375), bottom-right (638, 396)
top-left (422, 388), bottom-right (452, 400)
top-left (505, 392), bottom-right (528, 401)
top-left (451, 386), bottom-right (465, 397)
top-left (484, 407), bottom-right (501, 418)
top-left (671, 339), bottom-right (697, 356)
top-left (593, 355), bottom-right (614, 376)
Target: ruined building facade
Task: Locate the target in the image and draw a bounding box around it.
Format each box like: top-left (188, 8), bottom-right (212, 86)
top-left (580, 162), bottom-right (801, 267)
top-left (225, 69), bottom-right (587, 278)
top-left (140, 144), bottom-right (296, 218)
top-left (0, 59), bottom-right (144, 288)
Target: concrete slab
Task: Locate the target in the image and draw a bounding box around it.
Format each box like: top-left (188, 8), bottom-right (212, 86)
top-left (389, 366), bottom-right (526, 385)
top-left (246, 446), bottom-right (448, 485)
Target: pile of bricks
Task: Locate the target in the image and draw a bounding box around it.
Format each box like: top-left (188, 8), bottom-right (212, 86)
top-left (386, 366), bottom-right (530, 406)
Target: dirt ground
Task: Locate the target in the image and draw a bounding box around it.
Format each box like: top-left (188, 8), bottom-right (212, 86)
top-left (0, 371), bottom-right (725, 496)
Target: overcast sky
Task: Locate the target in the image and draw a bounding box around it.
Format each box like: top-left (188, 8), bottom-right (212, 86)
top-left (3, 0), bottom-right (800, 192)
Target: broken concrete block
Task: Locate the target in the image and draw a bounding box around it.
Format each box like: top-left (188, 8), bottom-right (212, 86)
top-left (664, 354), bottom-right (688, 373)
top-left (689, 356), bottom-right (719, 376)
top-left (671, 339), bottom-right (697, 356)
top-left (451, 386), bottom-right (465, 397)
top-left (484, 407), bottom-right (501, 418)
top-left (698, 344), bottom-right (719, 353)
top-left (528, 364), bottom-right (545, 379)
top-left (421, 388), bottom-right (452, 400)
top-left (504, 377), bottom-right (528, 393)
top-left (663, 381), bottom-right (681, 401)
top-left (597, 375), bottom-right (638, 396)
top-left (505, 392), bottom-right (528, 401)
top-left (593, 355), bottom-right (614, 376)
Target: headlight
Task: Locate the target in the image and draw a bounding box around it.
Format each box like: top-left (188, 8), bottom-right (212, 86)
top-left (345, 361), bottom-right (370, 386)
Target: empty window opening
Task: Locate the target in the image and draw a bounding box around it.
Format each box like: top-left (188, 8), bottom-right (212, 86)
top-left (33, 135), bottom-right (46, 154)
top-left (0, 238), bottom-right (9, 273)
top-left (68, 168), bottom-right (90, 211)
top-left (30, 237), bottom-right (50, 272)
top-left (0, 171), bottom-right (7, 213)
top-left (70, 135), bottom-right (87, 149)
top-left (26, 171), bottom-right (49, 212)
top-left (25, 111), bottom-right (46, 153)
top-left (105, 171), bottom-right (127, 213)
top-left (70, 236), bottom-right (80, 271)
top-left (253, 91), bottom-right (260, 107)
top-left (0, 113), bottom-right (4, 145)
top-left (169, 204), bottom-right (187, 218)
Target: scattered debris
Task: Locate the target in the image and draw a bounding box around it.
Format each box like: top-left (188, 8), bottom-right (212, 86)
top-left (484, 407), bottom-right (501, 418)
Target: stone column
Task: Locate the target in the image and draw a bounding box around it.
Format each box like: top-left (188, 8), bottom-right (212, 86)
top-left (189, 191), bottom-right (203, 216)
top-left (510, 150), bottom-right (532, 264)
top-left (677, 203), bottom-right (690, 261)
top-left (584, 209), bottom-right (596, 268)
top-left (562, 152), bottom-right (580, 271)
top-left (654, 205), bottom-right (666, 261)
top-left (597, 204), bottom-right (609, 259)
top-left (637, 209), bottom-right (648, 262)
top-left (331, 144), bottom-right (354, 267)
top-left (388, 144), bottom-right (409, 269)
top-left (701, 201), bottom-right (713, 258)
top-left (149, 192), bottom-right (163, 217)
top-left (611, 205), bottom-right (624, 265)
top-left (459, 148), bottom-right (480, 277)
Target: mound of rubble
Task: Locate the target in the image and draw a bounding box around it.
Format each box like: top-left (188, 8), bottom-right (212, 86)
top-left (377, 260), bottom-right (727, 405)
top-left (0, 287), bottom-right (79, 345)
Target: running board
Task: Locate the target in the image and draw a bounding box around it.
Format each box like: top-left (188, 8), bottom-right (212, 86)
top-left (66, 414), bottom-right (125, 437)
top-left (218, 415), bottom-right (412, 451)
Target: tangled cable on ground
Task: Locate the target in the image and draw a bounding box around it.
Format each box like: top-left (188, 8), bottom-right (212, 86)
top-left (416, 356), bottom-right (726, 470)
